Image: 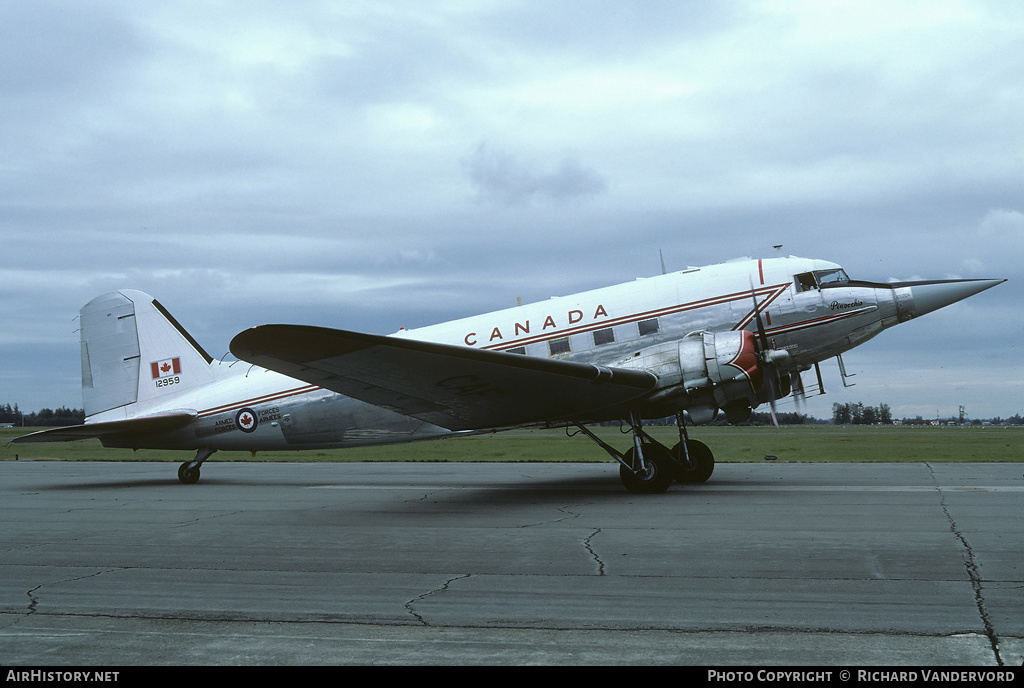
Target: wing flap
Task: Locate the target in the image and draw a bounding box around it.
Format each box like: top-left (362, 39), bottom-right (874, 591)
top-left (230, 325), bottom-right (656, 430)
top-left (13, 411), bottom-right (196, 443)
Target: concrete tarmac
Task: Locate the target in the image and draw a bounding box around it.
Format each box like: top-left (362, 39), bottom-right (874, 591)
top-left (1, 460), bottom-right (1021, 666)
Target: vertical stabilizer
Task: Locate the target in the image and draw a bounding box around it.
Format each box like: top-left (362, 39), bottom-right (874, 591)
top-left (80, 290), bottom-right (215, 419)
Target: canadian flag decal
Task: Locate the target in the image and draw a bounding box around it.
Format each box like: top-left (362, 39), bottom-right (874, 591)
top-left (151, 357), bottom-right (182, 379)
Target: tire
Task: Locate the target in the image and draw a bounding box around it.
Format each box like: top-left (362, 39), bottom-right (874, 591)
top-left (671, 439), bottom-right (714, 484)
top-left (619, 442), bottom-right (674, 494)
top-left (178, 462), bottom-right (201, 485)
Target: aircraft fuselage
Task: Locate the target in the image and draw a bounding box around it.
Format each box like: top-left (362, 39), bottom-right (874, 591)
top-left (74, 256), bottom-right (1001, 454)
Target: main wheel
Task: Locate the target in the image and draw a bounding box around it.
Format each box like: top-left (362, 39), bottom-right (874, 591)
top-left (619, 442), bottom-right (674, 494)
top-left (178, 462), bottom-right (201, 485)
top-left (671, 439), bottom-right (714, 483)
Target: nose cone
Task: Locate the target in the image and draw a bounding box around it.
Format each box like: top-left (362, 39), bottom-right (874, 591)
top-left (893, 278), bottom-right (1005, 321)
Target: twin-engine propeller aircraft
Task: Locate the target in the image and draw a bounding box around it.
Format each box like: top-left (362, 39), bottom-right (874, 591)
top-left (15, 256), bottom-right (1004, 493)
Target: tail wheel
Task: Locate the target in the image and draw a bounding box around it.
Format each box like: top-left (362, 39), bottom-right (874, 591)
top-left (177, 462), bottom-right (201, 485)
top-left (619, 442), bottom-right (674, 494)
top-left (671, 439), bottom-right (714, 483)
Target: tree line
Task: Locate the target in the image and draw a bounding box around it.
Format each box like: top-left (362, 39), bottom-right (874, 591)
top-left (831, 402), bottom-right (893, 425)
top-left (0, 403), bottom-right (84, 427)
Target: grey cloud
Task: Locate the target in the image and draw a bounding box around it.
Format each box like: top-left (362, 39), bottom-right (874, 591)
top-left (463, 143), bottom-right (607, 205)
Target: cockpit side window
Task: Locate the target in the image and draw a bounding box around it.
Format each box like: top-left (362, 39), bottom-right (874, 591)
top-left (796, 272), bottom-right (817, 292)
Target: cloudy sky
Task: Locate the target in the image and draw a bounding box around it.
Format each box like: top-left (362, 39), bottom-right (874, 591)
top-left (2, 0), bottom-right (1022, 423)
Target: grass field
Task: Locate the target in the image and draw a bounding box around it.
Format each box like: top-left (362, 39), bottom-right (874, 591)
top-left (3, 425), bottom-right (1022, 463)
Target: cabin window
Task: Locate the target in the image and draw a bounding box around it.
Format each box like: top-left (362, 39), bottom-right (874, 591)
top-left (548, 337), bottom-right (571, 356)
top-left (593, 327), bottom-right (615, 346)
top-left (505, 346), bottom-right (526, 355)
top-left (638, 318), bottom-right (659, 336)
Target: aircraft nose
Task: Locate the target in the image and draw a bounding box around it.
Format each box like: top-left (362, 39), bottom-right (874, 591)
top-left (893, 278), bottom-right (1005, 321)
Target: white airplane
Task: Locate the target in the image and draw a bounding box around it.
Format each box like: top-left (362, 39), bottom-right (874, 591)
top-left (15, 255), bottom-right (1004, 493)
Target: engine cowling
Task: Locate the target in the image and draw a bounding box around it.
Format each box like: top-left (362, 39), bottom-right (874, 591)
top-left (612, 330), bottom-right (767, 424)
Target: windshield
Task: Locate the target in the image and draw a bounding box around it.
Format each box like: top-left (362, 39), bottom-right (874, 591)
top-left (815, 268), bottom-right (849, 286)
top-left (795, 268), bottom-right (850, 291)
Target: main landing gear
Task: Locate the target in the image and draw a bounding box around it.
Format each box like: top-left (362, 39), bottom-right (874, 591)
top-left (177, 448), bottom-right (216, 485)
top-left (573, 411), bottom-right (714, 494)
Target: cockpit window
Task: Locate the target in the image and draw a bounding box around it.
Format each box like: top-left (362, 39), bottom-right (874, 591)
top-left (795, 268), bottom-right (850, 291)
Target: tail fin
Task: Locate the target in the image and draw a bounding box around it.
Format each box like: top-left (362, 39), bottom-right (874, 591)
top-left (80, 290), bottom-right (215, 419)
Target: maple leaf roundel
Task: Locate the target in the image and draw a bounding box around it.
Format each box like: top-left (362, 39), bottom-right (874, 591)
top-left (235, 407), bottom-right (258, 433)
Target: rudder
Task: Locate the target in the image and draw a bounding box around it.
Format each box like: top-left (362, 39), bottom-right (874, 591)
top-left (80, 290), bottom-right (215, 419)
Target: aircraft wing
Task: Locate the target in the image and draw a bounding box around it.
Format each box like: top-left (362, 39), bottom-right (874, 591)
top-left (230, 325), bottom-right (658, 431)
top-left (12, 411), bottom-right (197, 443)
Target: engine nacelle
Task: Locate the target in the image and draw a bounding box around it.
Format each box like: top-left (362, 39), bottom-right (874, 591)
top-left (613, 330), bottom-right (765, 423)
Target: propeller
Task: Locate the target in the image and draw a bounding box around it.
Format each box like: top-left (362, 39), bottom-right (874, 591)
top-left (749, 280), bottom-right (780, 427)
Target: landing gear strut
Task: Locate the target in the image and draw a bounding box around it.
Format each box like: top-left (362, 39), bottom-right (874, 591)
top-left (178, 448), bottom-right (216, 485)
top-left (571, 409), bottom-right (715, 493)
top-left (669, 412), bottom-right (715, 484)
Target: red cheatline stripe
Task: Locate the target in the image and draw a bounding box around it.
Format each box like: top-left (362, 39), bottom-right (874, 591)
top-left (483, 284), bottom-right (790, 351)
top-left (197, 385), bottom-right (320, 418)
top-left (761, 307), bottom-right (875, 337)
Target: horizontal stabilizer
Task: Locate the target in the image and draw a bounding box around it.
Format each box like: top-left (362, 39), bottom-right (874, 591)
top-left (230, 325), bottom-right (657, 431)
top-left (12, 411), bottom-right (196, 443)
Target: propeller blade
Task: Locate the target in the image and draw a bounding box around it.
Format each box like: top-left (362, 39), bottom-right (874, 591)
top-left (749, 279), bottom-right (778, 427)
top-left (749, 279), bottom-right (771, 352)
top-left (791, 371), bottom-right (805, 415)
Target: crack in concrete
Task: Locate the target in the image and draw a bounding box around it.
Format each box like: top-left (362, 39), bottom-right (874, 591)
top-left (584, 529), bottom-right (605, 576)
top-left (516, 505), bottom-right (582, 529)
top-left (927, 463), bottom-right (1003, 666)
top-left (25, 570), bottom-right (114, 616)
top-left (26, 586), bottom-right (39, 615)
top-left (513, 507), bottom-right (604, 576)
top-left (407, 490), bottom-right (444, 503)
top-left (169, 511), bottom-right (245, 528)
top-left (405, 574), bottom-right (470, 626)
